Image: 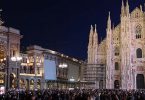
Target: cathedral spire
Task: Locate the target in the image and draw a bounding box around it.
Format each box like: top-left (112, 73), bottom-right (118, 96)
top-left (107, 12), bottom-right (111, 31)
top-left (0, 9), bottom-right (4, 26)
top-left (144, 3), bottom-right (145, 12)
top-left (140, 5), bottom-right (143, 12)
top-left (88, 25), bottom-right (94, 46)
top-left (94, 24), bottom-right (97, 33)
top-left (125, 0), bottom-right (129, 16)
top-left (121, 0), bottom-right (125, 16)
top-left (93, 24), bottom-right (98, 46)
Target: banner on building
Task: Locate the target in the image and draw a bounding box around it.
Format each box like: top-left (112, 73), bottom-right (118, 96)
top-left (44, 59), bottom-right (56, 80)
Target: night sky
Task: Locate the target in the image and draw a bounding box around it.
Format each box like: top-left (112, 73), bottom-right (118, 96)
top-left (1, 0), bottom-right (144, 60)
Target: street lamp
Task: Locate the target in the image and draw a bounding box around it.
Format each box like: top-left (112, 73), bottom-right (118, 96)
top-left (69, 77), bottom-right (75, 82)
top-left (59, 63), bottom-right (68, 68)
top-left (69, 77), bottom-right (75, 89)
top-left (11, 56), bottom-right (22, 89)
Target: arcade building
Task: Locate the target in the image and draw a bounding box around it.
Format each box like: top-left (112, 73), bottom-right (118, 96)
top-left (0, 16), bottom-right (84, 90)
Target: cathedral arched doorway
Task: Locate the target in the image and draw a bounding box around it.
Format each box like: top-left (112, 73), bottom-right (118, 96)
top-left (136, 74), bottom-right (144, 89)
top-left (114, 80), bottom-right (119, 89)
top-left (99, 80), bottom-right (103, 89)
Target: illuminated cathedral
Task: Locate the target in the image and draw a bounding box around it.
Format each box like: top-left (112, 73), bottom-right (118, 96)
top-left (87, 0), bottom-right (145, 89)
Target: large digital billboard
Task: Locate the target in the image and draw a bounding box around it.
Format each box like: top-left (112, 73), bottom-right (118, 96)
top-left (44, 59), bottom-right (56, 80)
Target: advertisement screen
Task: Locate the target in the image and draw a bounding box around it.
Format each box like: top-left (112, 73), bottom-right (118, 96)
top-left (44, 59), bottom-right (56, 80)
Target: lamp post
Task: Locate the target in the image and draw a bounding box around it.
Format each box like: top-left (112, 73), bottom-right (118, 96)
top-left (11, 56), bottom-right (22, 100)
top-left (59, 63), bottom-right (68, 77)
top-left (58, 63), bottom-right (68, 88)
top-left (69, 77), bottom-right (75, 89)
top-left (11, 56), bottom-right (22, 89)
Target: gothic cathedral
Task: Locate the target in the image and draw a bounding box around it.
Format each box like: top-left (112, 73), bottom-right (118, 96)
top-left (87, 0), bottom-right (145, 89)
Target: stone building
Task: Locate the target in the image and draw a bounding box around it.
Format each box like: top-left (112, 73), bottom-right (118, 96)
top-left (0, 18), bottom-right (22, 90)
top-left (19, 45), bottom-right (83, 90)
top-left (0, 15), bottom-right (84, 90)
top-left (87, 0), bottom-right (145, 89)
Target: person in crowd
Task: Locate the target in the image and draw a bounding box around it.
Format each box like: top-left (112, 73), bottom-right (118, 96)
top-left (1, 89), bottom-right (145, 100)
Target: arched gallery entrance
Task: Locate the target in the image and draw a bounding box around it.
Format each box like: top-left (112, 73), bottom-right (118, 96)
top-left (99, 80), bottom-right (103, 89)
top-left (114, 80), bottom-right (119, 89)
top-left (136, 74), bottom-right (144, 89)
top-left (10, 73), bottom-right (16, 88)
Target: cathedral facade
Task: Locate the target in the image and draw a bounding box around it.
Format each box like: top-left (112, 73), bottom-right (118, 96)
top-left (87, 0), bottom-right (145, 89)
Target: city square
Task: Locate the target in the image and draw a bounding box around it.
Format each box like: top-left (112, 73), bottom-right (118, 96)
top-left (0, 0), bottom-right (145, 99)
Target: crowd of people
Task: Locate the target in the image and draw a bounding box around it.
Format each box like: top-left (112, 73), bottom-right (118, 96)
top-left (0, 89), bottom-right (145, 100)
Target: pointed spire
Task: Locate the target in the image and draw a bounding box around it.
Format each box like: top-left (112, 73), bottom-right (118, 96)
top-left (90, 25), bottom-right (93, 35)
top-left (0, 9), bottom-right (4, 25)
top-left (94, 24), bottom-right (97, 33)
top-left (107, 12), bottom-right (111, 30)
top-left (108, 11), bottom-right (111, 20)
top-left (89, 25), bottom-right (93, 37)
top-left (144, 3), bottom-right (145, 11)
top-left (126, 0), bottom-right (129, 6)
top-left (122, 0), bottom-right (124, 6)
top-left (90, 25), bottom-right (93, 32)
top-left (140, 5), bottom-right (142, 12)
top-left (93, 24), bottom-right (98, 46)
top-left (121, 0), bottom-right (125, 16)
top-left (126, 0), bottom-right (129, 16)
top-left (89, 25), bottom-right (94, 46)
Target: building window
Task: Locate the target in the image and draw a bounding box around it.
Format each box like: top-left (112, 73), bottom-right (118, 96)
top-left (136, 48), bottom-right (142, 58)
top-left (115, 62), bottom-right (119, 70)
top-left (115, 47), bottom-right (119, 56)
top-left (136, 25), bottom-right (142, 39)
top-left (30, 66), bottom-right (34, 74)
top-left (37, 67), bottom-right (40, 74)
top-left (24, 66), bottom-right (27, 73)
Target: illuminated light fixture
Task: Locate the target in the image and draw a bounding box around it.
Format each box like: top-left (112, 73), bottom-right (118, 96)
top-left (0, 59), bottom-right (3, 62)
top-left (28, 63), bottom-right (33, 66)
top-left (69, 77), bottom-right (75, 82)
top-left (36, 63), bottom-right (41, 66)
top-left (72, 58), bottom-right (78, 62)
top-left (27, 59), bottom-right (30, 63)
top-left (21, 63), bottom-right (27, 66)
top-left (11, 56), bottom-right (22, 61)
top-left (61, 54), bottom-right (64, 57)
top-left (50, 50), bottom-right (56, 54)
top-left (66, 56), bottom-right (68, 58)
top-left (3, 58), bottom-right (6, 60)
top-left (59, 63), bottom-right (68, 68)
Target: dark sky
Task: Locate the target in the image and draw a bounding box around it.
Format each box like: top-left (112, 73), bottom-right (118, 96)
top-left (1, 0), bottom-right (144, 60)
